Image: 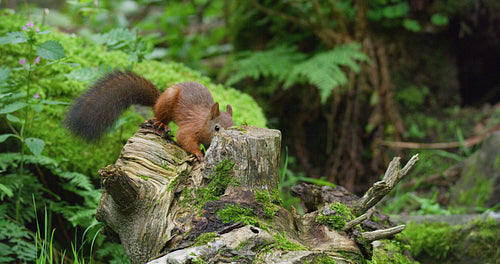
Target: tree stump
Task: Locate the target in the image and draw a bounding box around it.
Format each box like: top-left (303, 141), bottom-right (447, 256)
top-left (95, 124), bottom-right (418, 264)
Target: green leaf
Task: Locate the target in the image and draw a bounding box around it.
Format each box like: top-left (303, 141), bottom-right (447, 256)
top-left (431, 13), bottom-right (449, 26)
top-left (0, 134), bottom-right (18, 143)
top-left (58, 172), bottom-right (94, 191)
top-left (40, 100), bottom-right (69, 105)
top-left (226, 46), bottom-right (306, 86)
top-left (0, 102), bottom-right (28, 114)
top-left (0, 31), bottom-right (27, 45)
top-left (403, 18), bottom-right (422, 32)
top-left (24, 137), bottom-right (45, 156)
top-left (382, 2), bottom-right (409, 19)
top-left (37, 40), bottom-right (66, 60)
top-left (286, 43), bottom-right (369, 103)
top-left (6, 114), bottom-right (21, 123)
top-left (94, 28), bottom-right (135, 50)
top-left (0, 183), bottom-right (13, 198)
top-left (30, 103), bottom-right (43, 112)
top-left (65, 67), bottom-right (100, 82)
top-left (36, 30), bottom-right (52, 35)
top-left (0, 67), bottom-right (11, 83)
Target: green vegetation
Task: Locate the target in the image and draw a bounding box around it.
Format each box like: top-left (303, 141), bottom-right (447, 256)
top-left (271, 231), bottom-right (307, 251)
top-left (194, 159), bottom-right (237, 206)
top-left (0, 8), bottom-right (264, 263)
top-left (192, 232), bottom-right (218, 247)
top-left (254, 190), bottom-right (278, 218)
top-left (315, 202), bottom-right (354, 231)
top-left (1, 0), bottom-right (498, 262)
top-left (403, 219), bottom-right (500, 263)
top-left (368, 236), bottom-right (415, 264)
top-left (217, 203), bottom-right (262, 227)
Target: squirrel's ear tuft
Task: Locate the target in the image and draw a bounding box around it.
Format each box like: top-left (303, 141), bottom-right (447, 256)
top-left (226, 104), bottom-right (233, 116)
top-left (209, 102), bottom-right (220, 120)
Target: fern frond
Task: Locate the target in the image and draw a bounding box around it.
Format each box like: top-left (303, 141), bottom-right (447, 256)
top-left (226, 46), bottom-right (306, 86)
top-left (58, 171), bottom-right (94, 192)
top-left (287, 43), bottom-right (370, 103)
top-left (228, 43), bottom-right (369, 103)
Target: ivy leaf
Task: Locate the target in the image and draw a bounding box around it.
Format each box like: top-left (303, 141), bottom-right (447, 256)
top-left (37, 40), bottom-right (66, 60)
top-left (25, 137), bottom-right (45, 156)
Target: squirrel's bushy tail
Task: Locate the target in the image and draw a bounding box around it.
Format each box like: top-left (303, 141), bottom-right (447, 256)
top-left (64, 71), bottom-right (160, 142)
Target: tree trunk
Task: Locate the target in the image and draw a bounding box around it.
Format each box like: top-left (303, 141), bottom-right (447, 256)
top-left (95, 123), bottom-right (417, 264)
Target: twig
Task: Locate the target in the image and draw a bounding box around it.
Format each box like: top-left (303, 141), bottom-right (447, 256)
top-left (343, 213), bottom-right (367, 231)
top-left (361, 225), bottom-right (405, 242)
top-left (378, 122), bottom-right (500, 149)
top-left (352, 154), bottom-right (419, 216)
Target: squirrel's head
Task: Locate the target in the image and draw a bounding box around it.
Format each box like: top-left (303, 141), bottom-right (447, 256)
top-left (202, 102), bottom-right (234, 147)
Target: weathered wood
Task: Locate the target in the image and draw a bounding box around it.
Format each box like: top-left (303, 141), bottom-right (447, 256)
top-left (95, 128), bottom-right (193, 264)
top-left (352, 154), bottom-right (419, 216)
top-left (343, 214), bottom-right (368, 232)
top-left (203, 126), bottom-right (282, 194)
top-left (95, 124), bottom-right (416, 264)
top-left (362, 225), bottom-right (406, 242)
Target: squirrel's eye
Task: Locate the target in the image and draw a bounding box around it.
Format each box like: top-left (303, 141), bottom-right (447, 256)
top-left (215, 125), bottom-right (220, 132)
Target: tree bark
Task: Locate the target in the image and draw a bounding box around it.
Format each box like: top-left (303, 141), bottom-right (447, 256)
top-left (95, 124), bottom-right (417, 264)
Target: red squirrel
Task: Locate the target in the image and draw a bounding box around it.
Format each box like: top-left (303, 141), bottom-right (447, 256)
top-left (64, 70), bottom-right (234, 160)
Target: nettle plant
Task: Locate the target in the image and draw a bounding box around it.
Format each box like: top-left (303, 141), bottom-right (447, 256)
top-left (0, 20), bottom-right (66, 220)
top-left (0, 20), bottom-right (90, 262)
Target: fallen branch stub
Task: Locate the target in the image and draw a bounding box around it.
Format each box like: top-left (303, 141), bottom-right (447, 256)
top-left (95, 123), bottom-right (418, 263)
top-left (352, 154), bottom-right (419, 216)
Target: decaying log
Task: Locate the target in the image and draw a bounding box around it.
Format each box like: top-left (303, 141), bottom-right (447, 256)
top-left (95, 124), bottom-right (418, 264)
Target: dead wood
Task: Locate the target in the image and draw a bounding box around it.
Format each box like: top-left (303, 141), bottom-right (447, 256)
top-left (95, 124), bottom-right (417, 264)
top-left (352, 155), bottom-right (419, 216)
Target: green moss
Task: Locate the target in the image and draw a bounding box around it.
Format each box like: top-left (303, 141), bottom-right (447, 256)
top-left (194, 159), bottom-right (238, 206)
top-left (0, 11), bottom-right (267, 179)
top-left (271, 188), bottom-right (283, 205)
top-left (272, 231), bottom-right (307, 251)
top-left (316, 202), bottom-right (354, 231)
top-left (217, 203), bottom-right (262, 227)
top-left (302, 254), bottom-right (337, 264)
top-left (192, 232), bottom-right (218, 247)
top-left (138, 175), bottom-right (149, 181)
top-left (254, 190), bottom-right (278, 218)
top-left (368, 235), bottom-right (416, 264)
top-left (167, 170), bottom-right (189, 192)
top-left (403, 219), bottom-right (500, 263)
top-left (235, 240), bottom-right (249, 251)
top-left (231, 126), bottom-right (248, 133)
top-left (179, 188), bottom-right (194, 208)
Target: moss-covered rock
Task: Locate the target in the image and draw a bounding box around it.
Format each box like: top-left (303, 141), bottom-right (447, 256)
top-left (403, 218), bottom-right (500, 264)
